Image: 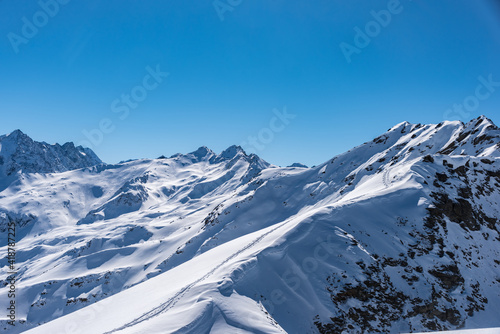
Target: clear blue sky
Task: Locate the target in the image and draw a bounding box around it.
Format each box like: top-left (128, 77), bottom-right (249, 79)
top-left (1, 0), bottom-right (499, 166)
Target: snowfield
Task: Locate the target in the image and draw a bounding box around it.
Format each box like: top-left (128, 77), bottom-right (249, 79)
top-left (1, 116), bottom-right (500, 333)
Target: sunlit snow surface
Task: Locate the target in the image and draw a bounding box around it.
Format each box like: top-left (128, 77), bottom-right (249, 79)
top-left (0, 117), bottom-right (499, 333)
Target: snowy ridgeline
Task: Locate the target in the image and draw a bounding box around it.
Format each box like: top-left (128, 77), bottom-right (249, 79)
top-left (0, 116), bottom-right (499, 333)
top-left (0, 130), bottom-right (101, 179)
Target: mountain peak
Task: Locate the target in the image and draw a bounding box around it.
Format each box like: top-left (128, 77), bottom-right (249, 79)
top-left (434, 116), bottom-right (500, 157)
top-left (387, 121), bottom-right (412, 132)
top-left (466, 115), bottom-right (497, 129)
top-left (217, 145), bottom-right (246, 161)
top-left (190, 146), bottom-right (214, 158)
top-left (288, 162), bottom-right (308, 168)
top-left (167, 146), bottom-right (216, 163)
top-left (0, 130), bottom-right (102, 177)
top-left (9, 128), bottom-right (25, 136)
top-left (166, 145), bottom-right (269, 169)
top-left (2, 129), bottom-right (31, 142)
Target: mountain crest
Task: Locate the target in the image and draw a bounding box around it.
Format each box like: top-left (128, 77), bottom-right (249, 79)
top-left (7, 128), bottom-right (29, 138)
top-left (0, 129), bottom-right (102, 177)
top-left (217, 145), bottom-right (246, 160)
top-left (1, 117), bottom-right (499, 333)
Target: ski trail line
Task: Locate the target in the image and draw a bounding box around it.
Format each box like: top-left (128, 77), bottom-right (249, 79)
top-left (382, 168), bottom-right (390, 188)
top-left (104, 219), bottom-right (290, 333)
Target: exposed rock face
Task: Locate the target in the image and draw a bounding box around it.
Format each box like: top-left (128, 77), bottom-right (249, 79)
top-left (313, 117), bottom-right (500, 333)
top-left (0, 129), bottom-right (102, 177)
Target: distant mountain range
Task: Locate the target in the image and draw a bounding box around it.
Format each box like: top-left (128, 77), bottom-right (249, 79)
top-left (1, 116), bottom-right (499, 333)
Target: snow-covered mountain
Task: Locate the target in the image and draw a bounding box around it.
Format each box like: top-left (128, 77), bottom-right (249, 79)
top-left (0, 129), bottom-right (101, 179)
top-left (1, 116), bottom-right (499, 333)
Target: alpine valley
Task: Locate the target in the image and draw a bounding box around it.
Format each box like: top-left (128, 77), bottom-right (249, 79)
top-left (1, 116), bottom-right (500, 333)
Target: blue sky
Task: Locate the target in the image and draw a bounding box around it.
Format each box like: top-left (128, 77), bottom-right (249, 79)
top-left (1, 0), bottom-right (499, 166)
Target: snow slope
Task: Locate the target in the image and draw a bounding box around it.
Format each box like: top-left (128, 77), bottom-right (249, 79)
top-left (1, 116), bottom-right (499, 333)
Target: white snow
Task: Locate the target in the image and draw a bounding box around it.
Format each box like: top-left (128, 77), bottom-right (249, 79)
top-left (0, 116), bottom-right (499, 333)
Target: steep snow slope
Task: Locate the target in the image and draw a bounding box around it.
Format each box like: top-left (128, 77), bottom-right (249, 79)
top-left (1, 116), bottom-right (499, 333)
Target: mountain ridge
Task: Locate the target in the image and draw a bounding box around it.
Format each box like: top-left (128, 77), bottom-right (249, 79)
top-left (0, 116), bottom-right (499, 333)
top-left (3, 115), bottom-right (497, 177)
top-left (0, 129), bottom-right (102, 177)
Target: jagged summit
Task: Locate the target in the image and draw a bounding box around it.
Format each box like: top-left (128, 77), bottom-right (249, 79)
top-left (191, 146), bottom-right (214, 158)
top-left (4, 128), bottom-right (28, 139)
top-left (469, 114), bottom-right (496, 125)
top-left (168, 146), bottom-right (217, 163)
top-left (166, 144), bottom-right (270, 168)
top-left (0, 129), bottom-right (102, 177)
top-left (216, 145), bottom-right (246, 161)
top-left (463, 115), bottom-right (498, 134)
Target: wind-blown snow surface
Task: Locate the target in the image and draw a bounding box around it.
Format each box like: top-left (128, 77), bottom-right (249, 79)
top-left (1, 116), bottom-right (500, 333)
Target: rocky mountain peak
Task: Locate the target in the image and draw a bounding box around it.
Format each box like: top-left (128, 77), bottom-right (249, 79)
top-left (216, 145), bottom-right (246, 161)
top-left (0, 130), bottom-right (102, 177)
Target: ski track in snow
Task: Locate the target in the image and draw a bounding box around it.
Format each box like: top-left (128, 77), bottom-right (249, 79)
top-left (104, 220), bottom-right (291, 333)
top-left (382, 168), bottom-right (390, 188)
